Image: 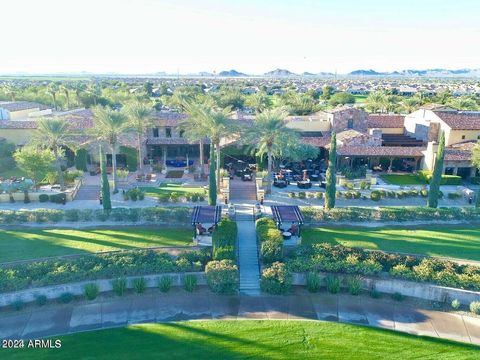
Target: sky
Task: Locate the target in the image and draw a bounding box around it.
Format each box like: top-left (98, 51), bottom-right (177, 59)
top-left (1, 0), bottom-right (479, 74)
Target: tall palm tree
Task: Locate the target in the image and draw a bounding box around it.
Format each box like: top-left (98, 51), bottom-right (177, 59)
top-left (72, 82), bottom-right (86, 106)
top-left (86, 82), bottom-right (102, 106)
top-left (182, 101), bottom-right (209, 176)
top-left (2, 83), bottom-right (17, 101)
top-left (246, 91), bottom-right (273, 114)
top-left (244, 108), bottom-right (299, 194)
top-left (46, 83), bottom-right (59, 110)
top-left (60, 84), bottom-right (71, 110)
top-left (401, 97), bottom-right (420, 114)
top-left (125, 101), bottom-right (154, 172)
top-left (91, 106), bottom-right (130, 192)
top-left (365, 91), bottom-right (386, 113)
top-left (35, 118), bottom-right (71, 191)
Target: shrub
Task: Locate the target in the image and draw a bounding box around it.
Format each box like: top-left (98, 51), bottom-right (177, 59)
top-left (84, 283), bottom-right (99, 300)
top-left (451, 299), bottom-right (461, 310)
top-left (298, 192), bottom-right (306, 199)
top-left (213, 246), bottom-right (235, 261)
top-left (39, 194), bottom-right (49, 203)
top-left (306, 272), bottom-right (321, 293)
top-left (58, 292), bottom-right (74, 304)
top-left (391, 292), bottom-right (404, 301)
top-left (448, 192), bottom-right (462, 200)
top-left (212, 218), bottom-right (237, 261)
top-left (257, 219), bottom-right (283, 264)
top-left (158, 276), bottom-right (172, 293)
top-left (260, 262), bottom-right (292, 295)
top-left (316, 192), bottom-right (324, 199)
top-left (469, 301), bottom-right (480, 315)
top-left (347, 276), bottom-right (362, 295)
top-left (183, 274), bottom-right (198, 292)
top-left (306, 192), bottom-right (316, 199)
top-left (11, 298), bottom-right (25, 311)
top-left (64, 209), bottom-right (80, 222)
top-left (35, 294), bottom-right (47, 306)
top-left (326, 275), bottom-right (340, 294)
top-left (133, 277), bottom-right (147, 294)
top-left (420, 189), bottom-right (428, 197)
top-left (49, 193), bottom-right (67, 204)
top-left (169, 192), bottom-right (180, 203)
top-left (370, 191), bottom-right (381, 201)
top-left (205, 260), bottom-right (239, 294)
top-left (112, 277), bottom-right (127, 296)
top-left (288, 192), bottom-right (296, 198)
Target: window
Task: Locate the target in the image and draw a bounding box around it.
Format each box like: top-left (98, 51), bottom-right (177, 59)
top-left (347, 119), bottom-right (354, 129)
top-left (179, 129), bottom-right (185, 138)
top-left (477, 135), bottom-right (480, 140)
top-left (462, 135), bottom-right (466, 140)
top-left (153, 128), bottom-right (159, 138)
top-left (166, 127), bottom-right (172, 138)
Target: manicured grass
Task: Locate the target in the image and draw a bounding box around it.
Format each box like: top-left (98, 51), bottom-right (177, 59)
top-left (380, 174), bottom-right (426, 185)
top-left (140, 182), bottom-right (206, 197)
top-left (0, 227), bottom-right (192, 263)
top-left (302, 226), bottom-right (480, 261)
top-left (3, 320), bottom-right (477, 359)
top-left (354, 94), bottom-right (368, 102)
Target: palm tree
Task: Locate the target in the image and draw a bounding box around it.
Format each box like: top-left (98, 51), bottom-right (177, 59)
top-left (35, 118), bottom-right (71, 191)
top-left (2, 83), bottom-right (17, 101)
top-left (125, 101), bottom-right (154, 172)
top-left (60, 84), bottom-right (71, 110)
top-left (365, 91), bottom-right (386, 113)
top-left (246, 91), bottom-right (272, 113)
top-left (91, 106), bottom-right (130, 192)
top-left (401, 97), bottom-right (420, 114)
top-left (182, 101), bottom-right (210, 176)
top-left (244, 108), bottom-right (299, 194)
top-left (72, 82), bottom-right (86, 106)
top-left (46, 83), bottom-right (59, 110)
top-left (86, 82), bottom-right (102, 106)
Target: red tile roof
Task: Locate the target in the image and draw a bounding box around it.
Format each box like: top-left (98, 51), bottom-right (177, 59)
top-left (367, 115), bottom-right (404, 129)
top-left (337, 146), bottom-right (425, 157)
top-left (146, 138), bottom-right (209, 145)
top-left (434, 111), bottom-right (480, 130)
top-left (301, 136), bottom-right (331, 147)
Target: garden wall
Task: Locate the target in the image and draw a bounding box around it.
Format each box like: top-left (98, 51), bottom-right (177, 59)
top-left (0, 272), bottom-right (206, 308)
top-left (292, 272), bottom-right (480, 304)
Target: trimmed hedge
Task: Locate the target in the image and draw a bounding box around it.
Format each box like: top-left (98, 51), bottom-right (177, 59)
top-left (205, 260), bottom-right (239, 294)
top-left (301, 206), bottom-right (480, 223)
top-left (212, 218), bottom-right (237, 260)
top-left (0, 249), bottom-right (210, 293)
top-left (418, 170), bottom-right (461, 185)
top-left (256, 218), bottom-right (283, 264)
top-left (286, 243), bottom-right (480, 291)
top-left (0, 207), bottom-right (192, 224)
top-left (260, 262), bottom-right (292, 294)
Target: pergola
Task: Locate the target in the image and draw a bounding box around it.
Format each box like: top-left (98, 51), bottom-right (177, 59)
top-left (270, 205), bottom-right (304, 237)
top-left (191, 206), bottom-right (222, 239)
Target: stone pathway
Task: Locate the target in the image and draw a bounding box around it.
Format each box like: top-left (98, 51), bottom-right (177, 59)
top-left (230, 178), bottom-right (257, 201)
top-left (74, 184), bottom-right (100, 200)
top-left (1, 289), bottom-right (479, 345)
top-left (236, 205), bottom-right (261, 296)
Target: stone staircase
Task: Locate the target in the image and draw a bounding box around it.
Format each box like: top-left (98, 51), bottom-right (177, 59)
top-left (229, 179), bottom-right (257, 201)
top-left (236, 205), bottom-right (261, 296)
top-left (74, 184), bottom-right (101, 200)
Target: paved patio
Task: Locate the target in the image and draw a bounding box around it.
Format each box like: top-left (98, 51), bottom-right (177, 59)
top-left (1, 288), bottom-right (479, 345)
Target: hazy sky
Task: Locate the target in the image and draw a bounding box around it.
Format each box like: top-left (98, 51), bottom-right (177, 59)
top-left (2, 0), bottom-right (479, 74)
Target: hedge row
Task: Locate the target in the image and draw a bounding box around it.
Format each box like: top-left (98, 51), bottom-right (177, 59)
top-left (301, 206), bottom-right (480, 223)
top-left (0, 249), bottom-right (211, 293)
top-left (256, 217), bottom-right (283, 264)
top-left (212, 218), bottom-right (237, 261)
top-left (286, 243), bottom-right (480, 291)
top-left (0, 207), bottom-right (192, 224)
top-left (418, 170), bottom-right (462, 185)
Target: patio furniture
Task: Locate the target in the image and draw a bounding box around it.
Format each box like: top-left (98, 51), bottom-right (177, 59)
top-left (271, 205), bottom-right (305, 238)
top-left (282, 231), bottom-right (292, 240)
top-left (297, 181), bottom-right (312, 189)
top-left (273, 179), bottom-right (287, 188)
top-left (145, 174), bottom-right (152, 181)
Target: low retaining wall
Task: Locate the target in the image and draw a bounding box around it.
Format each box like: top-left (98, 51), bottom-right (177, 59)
top-left (292, 272), bottom-right (480, 304)
top-left (0, 272), bottom-right (206, 308)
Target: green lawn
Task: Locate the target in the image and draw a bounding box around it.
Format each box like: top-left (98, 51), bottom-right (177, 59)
top-left (302, 226), bottom-right (480, 261)
top-left (0, 227), bottom-right (192, 263)
top-left (354, 94), bottom-right (368, 103)
top-left (140, 182), bottom-right (206, 197)
top-left (3, 321), bottom-right (477, 359)
top-left (380, 174), bottom-right (426, 185)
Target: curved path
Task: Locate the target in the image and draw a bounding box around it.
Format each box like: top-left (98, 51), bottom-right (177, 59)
top-left (1, 288), bottom-right (479, 346)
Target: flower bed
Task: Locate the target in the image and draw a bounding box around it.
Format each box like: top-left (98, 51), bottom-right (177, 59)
top-left (285, 243), bottom-right (480, 291)
top-left (0, 248), bottom-right (211, 293)
top-left (0, 207), bottom-right (192, 224)
top-left (301, 206), bottom-right (480, 223)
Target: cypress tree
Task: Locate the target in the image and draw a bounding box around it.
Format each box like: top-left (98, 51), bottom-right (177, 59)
top-left (99, 145), bottom-right (111, 211)
top-left (209, 144), bottom-right (217, 205)
top-left (324, 132), bottom-right (337, 210)
top-left (427, 132), bottom-right (445, 208)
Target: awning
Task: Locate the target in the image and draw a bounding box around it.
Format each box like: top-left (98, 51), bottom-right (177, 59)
top-left (191, 206), bottom-right (222, 225)
top-left (271, 205), bottom-right (304, 225)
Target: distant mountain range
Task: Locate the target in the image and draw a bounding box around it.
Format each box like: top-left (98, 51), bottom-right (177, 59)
top-left (348, 68), bottom-right (480, 77)
top-left (218, 69), bottom-right (247, 77)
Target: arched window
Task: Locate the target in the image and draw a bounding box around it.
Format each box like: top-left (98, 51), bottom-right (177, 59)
top-left (347, 118), bottom-right (354, 129)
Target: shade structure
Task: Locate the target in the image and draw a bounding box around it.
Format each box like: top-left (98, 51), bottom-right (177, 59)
top-left (191, 206), bottom-right (222, 225)
top-left (270, 205), bottom-right (304, 226)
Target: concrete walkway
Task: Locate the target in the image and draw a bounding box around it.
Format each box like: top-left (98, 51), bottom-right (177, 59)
top-left (1, 289), bottom-right (479, 346)
top-left (236, 205), bottom-right (261, 296)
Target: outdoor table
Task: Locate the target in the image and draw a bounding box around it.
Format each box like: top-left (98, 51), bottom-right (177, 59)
top-left (282, 231), bottom-right (292, 240)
